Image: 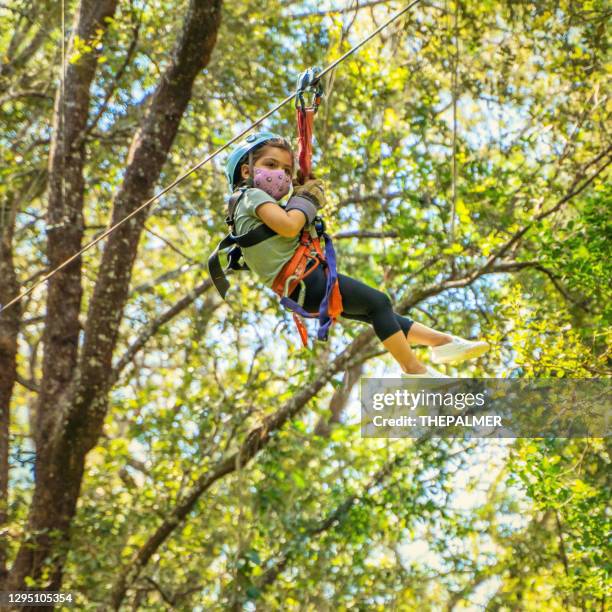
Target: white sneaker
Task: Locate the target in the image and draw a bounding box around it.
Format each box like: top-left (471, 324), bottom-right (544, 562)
top-left (431, 334), bottom-right (490, 365)
top-left (402, 365), bottom-right (451, 378)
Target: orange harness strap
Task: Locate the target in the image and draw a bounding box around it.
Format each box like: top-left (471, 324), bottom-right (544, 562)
top-left (271, 231), bottom-right (320, 299)
top-left (271, 230), bottom-right (342, 346)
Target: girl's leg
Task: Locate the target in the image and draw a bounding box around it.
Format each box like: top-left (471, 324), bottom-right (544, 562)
top-left (406, 322), bottom-right (453, 347)
top-left (381, 330), bottom-right (427, 374)
top-left (341, 313), bottom-right (426, 373)
top-left (294, 269), bottom-right (428, 374)
top-left (342, 302), bottom-right (452, 348)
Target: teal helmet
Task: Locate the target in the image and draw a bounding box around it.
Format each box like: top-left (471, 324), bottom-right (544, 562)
top-left (224, 131), bottom-right (284, 190)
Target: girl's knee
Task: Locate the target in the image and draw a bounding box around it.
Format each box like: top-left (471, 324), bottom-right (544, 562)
top-left (371, 290), bottom-right (393, 313)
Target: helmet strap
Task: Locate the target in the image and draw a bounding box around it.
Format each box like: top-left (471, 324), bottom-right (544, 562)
top-left (247, 150), bottom-right (254, 188)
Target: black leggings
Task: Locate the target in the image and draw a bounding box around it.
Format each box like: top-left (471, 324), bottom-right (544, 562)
top-left (288, 265), bottom-right (414, 342)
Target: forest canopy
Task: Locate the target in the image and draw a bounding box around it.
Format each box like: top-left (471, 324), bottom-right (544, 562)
top-left (0, 0), bottom-right (610, 609)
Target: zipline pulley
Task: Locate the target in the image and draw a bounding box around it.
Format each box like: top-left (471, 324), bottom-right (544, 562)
top-left (295, 66), bottom-right (324, 113)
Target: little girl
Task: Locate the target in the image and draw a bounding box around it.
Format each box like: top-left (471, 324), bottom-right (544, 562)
top-left (218, 131), bottom-right (489, 376)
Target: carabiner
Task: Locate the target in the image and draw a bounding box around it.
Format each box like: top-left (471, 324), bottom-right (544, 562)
top-left (295, 66), bottom-right (324, 113)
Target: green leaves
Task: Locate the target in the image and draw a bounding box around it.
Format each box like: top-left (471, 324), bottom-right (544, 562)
top-left (4, 0), bottom-right (609, 608)
top-left (507, 439), bottom-right (610, 604)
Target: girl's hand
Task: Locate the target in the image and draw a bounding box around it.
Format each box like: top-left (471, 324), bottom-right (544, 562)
top-left (294, 169), bottom-right (315, 186)
top-left (293, 178), bottom-right (327, 211)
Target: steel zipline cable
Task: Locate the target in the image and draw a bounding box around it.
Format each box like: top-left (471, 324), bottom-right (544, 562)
top-left (1, 0), bottom-right (422, 314)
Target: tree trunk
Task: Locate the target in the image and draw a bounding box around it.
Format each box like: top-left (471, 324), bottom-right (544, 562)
top-left (6, 0), bottom-right (223, 599)
top-left (0, 194), bottom-right (20, 587)
top-left (6, 0), bottom-right (118, 595)
top-left (76, 0), bottom-right (223, 446)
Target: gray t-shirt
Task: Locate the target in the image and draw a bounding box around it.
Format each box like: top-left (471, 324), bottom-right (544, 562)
top-left (233, 188), bottom-right (301, 288)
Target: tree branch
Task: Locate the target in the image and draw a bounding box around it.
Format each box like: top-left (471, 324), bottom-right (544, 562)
top-left (256, 452), bottom-right (407, 591)
top-left (0, 89), bottom-right (54, 108)
top-left (314, 362), bottom-right (363, 436)
top-left (333, 230), bottom-right (398, 240)
top-left (107, 257), bottom-right (543, 607)
top-left (85, 6), bottom-right (141, 134)
top-left (15, 374), bottom-right (39, 394)
top-left (290, 0), bottom-right (398, 20)
top-left (533, 264), bottom-right (593, 313)
top-left (473, 146), bottom-right (612, 281)
top-left (110, 278), bottom-right (215, 384)
top-left (144, 225), bottom-right (194, 261)
top-left (131, 263), bottom-right (196, 296)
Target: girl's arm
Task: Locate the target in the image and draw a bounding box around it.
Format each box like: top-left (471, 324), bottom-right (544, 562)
top-left (256, 179), bottom-right (327, 238)
top-left (257, 204), bottom-right (306, 238)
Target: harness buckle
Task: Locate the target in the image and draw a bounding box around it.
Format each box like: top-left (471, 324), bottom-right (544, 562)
top-left (283, 275), bottom-right (307, 309)
top-left (314, 216), bottom-right (326, 236)
top-left (283, 274), bottom-right (298, 297)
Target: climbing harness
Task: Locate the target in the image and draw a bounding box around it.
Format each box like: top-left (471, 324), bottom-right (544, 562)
top-left (1, 1), bottom-right (422, 315)
top-left (271, 218), bottom-right (343, 346)
top-left (208, 68), bottom-right (343, 347)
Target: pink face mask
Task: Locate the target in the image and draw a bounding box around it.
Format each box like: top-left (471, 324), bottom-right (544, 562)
top-left (253, 167), bottom-right (292, 201)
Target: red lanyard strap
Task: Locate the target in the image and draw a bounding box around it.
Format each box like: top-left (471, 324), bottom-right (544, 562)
top-left (295, 67), bottom-right (323, 183)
